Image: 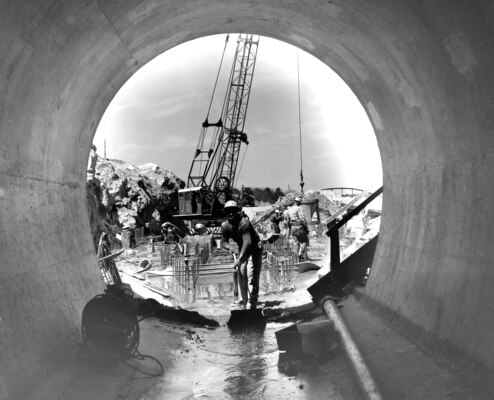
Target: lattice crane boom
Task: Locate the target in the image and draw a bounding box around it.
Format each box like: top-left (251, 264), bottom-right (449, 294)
top-left (176, 34), bottom-right (259, 220)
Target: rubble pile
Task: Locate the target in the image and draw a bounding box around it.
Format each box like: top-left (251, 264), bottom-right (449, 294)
top-left (86, 158), bottom-right (185, 250)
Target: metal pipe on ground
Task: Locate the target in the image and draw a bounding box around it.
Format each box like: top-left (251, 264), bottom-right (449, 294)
top-left (322, 296), bottom-right (382, 400)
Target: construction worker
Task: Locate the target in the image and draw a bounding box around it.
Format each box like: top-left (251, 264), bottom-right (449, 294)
top-left (221, 200), bottom-right (263, 310)
top-left (161, 222), bottom-right (182, 242)
top-left (270, 209), bottom-right (284, 234)
top-left (194, 223), bottom-right (207, 235)
top-left (286, 196), bottom-right (309, 262)
top-left (87, 144), bottom-right (98, 179)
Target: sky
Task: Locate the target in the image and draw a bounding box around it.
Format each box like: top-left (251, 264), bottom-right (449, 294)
top-left (93, 34), bottom-right (382, 193)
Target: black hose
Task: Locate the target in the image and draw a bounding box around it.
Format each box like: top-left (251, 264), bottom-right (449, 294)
top-left (123, 350), bottom-right (165, 377)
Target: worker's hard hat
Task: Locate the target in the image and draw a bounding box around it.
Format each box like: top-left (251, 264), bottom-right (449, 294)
top-left (294, 196), bottom-right (302, 203)
top-left (194, 223), bottom-right (206, 234)
top-left (275, 209), bottom-right (281, 213)
top-left (224, 200), bottom-right (239, 210)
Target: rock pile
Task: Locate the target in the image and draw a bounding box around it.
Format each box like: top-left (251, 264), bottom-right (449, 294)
top-left (86, 157), bottom-right (185, 250)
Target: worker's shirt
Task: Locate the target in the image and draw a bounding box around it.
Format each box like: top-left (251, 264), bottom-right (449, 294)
top-left (221, 217), bottom-right (261, 261)
top-left (287, 205), bottom-right (306, 225)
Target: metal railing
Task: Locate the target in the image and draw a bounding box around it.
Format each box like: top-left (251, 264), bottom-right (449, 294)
top-left (326, 186), bottom-right (383, 271)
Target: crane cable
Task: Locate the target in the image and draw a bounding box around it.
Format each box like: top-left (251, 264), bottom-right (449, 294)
top-left (213, 34), bottom-right (249, 189)
top-left (210, 34), bottom-right (242, 180)
top-left (233, 145), bottom-right (248, 188)
top-left (297, 49), bottom-right (305, 195)
top-left (206, 34), bottom-right (230, 121)
top-left (196, 34), bottom-right (230, 153)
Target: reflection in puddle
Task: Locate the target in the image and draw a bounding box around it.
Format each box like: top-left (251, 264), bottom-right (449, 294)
top-left (223, 327), bottom-right (269, 399)
top-left (153, 318), bottom-right (355, 399)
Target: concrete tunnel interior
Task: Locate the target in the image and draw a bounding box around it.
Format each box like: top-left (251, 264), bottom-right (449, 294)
top-left (1, 1), bottom-right (494, 398)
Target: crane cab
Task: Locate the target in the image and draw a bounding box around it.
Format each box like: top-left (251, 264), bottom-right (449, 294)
top-left (176, 187), bottom-right (211, 218)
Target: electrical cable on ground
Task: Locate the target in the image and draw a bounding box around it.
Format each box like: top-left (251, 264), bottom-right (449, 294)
top-left (89, 237), bottom-right (174, 378)
top-left (123, 312), bottom-right (164, 378)
top-left (123, 350), bottom-right (165, 377)
top-left (81, 292), bottom-right (165, 378)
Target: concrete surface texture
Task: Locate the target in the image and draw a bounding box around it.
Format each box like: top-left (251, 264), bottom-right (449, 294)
top-left (338, 291), bottom-right (494, 400)
top-left (1, 0), bottom-right (494, 398)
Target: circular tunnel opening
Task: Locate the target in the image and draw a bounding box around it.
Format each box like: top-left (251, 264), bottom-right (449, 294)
top-left (6, 2), bottom-right (493, 398)
top-left (84, 33), bottom-right (385, 399)
top-left (87, 33), bottom-right (383, 309)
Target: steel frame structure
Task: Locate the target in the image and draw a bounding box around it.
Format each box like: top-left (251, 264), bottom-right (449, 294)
top-left (187, 34), bottom-right (259, 207)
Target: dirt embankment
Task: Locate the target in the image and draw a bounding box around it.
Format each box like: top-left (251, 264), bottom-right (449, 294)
top-left (86, 158), bottom-right (185, 251)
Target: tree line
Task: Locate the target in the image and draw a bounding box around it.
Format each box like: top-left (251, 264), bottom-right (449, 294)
top-left (235, 186), bottom-right (285, 206)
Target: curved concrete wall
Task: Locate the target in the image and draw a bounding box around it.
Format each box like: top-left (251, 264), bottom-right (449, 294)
top-left (1, 0), bottom-right (493, 397)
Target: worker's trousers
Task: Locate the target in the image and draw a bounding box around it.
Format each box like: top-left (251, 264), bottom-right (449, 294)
top-left (291, 225), bottom-right (309, 262)
top-left (237, 247), bottom-right (263, 305)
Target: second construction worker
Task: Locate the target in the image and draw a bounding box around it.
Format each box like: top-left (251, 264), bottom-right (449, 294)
top-left (270, 209), bottom-right (284, 234)
top-left (221, 200), bottom-right (263, 309)
top-left (287, 196), bottom-right (309, 262)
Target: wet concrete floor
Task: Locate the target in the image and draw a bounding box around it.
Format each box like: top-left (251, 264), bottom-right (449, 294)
top-left (24, 240), bottom-right (365, 399)
top-left (139, 314), bottom-right (363, 399)
top-left (23, 237), bottom-right (494, 399)
top-left (105, 243), bottom-right (365, 399)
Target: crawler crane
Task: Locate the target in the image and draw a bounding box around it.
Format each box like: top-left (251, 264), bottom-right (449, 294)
top-left (175, 34), bottom-right (260, 225)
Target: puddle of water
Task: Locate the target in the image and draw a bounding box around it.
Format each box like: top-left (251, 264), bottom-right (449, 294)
top-left (147, 318), bottom-right (359, 400)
